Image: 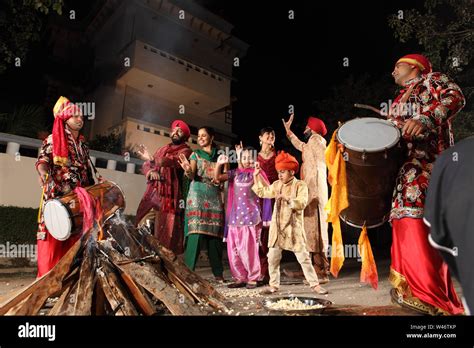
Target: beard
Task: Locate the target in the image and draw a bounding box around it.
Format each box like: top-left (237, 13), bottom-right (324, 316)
top-left (171, 136), bottom-right (184, 145)
top-left (304, 130), bottom-right (312, 140)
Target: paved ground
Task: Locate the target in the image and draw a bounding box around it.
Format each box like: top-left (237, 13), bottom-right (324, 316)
top-left (0, 256), bottom-right (463, 316)
top-left (195, 255), bottom-right (464, 316)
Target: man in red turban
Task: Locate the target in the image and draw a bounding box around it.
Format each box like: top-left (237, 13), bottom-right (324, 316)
top-left (136, 119), bottom-right (192, 254)
top-left (35, 96), bottom-right (95, 277)
top-left (388, 53), bottom-right (466, 315)
top-left (282, 114), bottom-right (330, 283)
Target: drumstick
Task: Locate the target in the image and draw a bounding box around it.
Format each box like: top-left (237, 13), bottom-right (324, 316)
top-left (353, 103), bottom-right (383, 116)
top-left (37, 173), bottom-right (49, 223)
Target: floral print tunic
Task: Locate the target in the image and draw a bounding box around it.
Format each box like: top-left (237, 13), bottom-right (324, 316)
top-left (35, 129), bottom-right (94, 239)
top-left (387, 72), bottom-right (465, 220)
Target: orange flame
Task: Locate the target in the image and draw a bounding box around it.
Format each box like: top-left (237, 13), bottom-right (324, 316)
top-left (95, 193), bottom-right (105, 241)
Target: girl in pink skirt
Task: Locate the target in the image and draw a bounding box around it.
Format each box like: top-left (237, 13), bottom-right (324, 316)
top-left (215, 146), bottom-right (272, 289)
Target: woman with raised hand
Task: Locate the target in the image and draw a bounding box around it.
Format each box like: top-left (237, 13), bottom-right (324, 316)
top-left (178, 126), bottom-right (225, 282)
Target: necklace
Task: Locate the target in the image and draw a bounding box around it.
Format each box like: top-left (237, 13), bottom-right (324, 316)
top-left (259, 146), bottom-right (274, 156)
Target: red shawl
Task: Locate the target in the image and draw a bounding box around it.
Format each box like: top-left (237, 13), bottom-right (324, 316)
top-left (135, 143), bottom-right (191, 224)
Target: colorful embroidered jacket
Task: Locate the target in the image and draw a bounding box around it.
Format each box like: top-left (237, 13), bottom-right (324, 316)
top-left (35, 129), bottom-right (94, 239)
top-left (387, 72), bottom-right (465, 220)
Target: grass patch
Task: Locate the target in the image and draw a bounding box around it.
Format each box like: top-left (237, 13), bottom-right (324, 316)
top-left (0, 206), bottom-right (136, 245)
top-left (0, 206), bottom-right (38, 244)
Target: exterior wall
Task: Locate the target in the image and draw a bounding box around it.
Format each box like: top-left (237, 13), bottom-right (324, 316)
top-left (0, 154), bottom-right (145, 216)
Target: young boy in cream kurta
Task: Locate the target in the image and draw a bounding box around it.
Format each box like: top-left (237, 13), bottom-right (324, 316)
top-left (252, 151), bottom-right (328, 295)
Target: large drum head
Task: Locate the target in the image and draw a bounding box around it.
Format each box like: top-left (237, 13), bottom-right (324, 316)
top-left (43, 200), bottom-right (72, 241)
top-left (337, 118), bottom-right (400, 152)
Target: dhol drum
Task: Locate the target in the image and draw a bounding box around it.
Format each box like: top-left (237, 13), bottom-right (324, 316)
top-left (43, 181), bottom-right (126, 241)
top-left (336, 117), bottom-right (402, 228)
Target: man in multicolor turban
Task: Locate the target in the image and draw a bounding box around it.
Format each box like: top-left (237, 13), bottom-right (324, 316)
top-left (252, 151), bottom-right (328, 295)
top-left (135, 119), bottom-right (192, 255)
top-left (388, 53), bottom-right (465, 315)
top-left (282, 114), bottom-right (330, 283)
top-left (35, 96), bottom-right (95, 277)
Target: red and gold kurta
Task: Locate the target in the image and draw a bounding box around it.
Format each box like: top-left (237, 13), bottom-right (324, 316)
top-left (36, 130), bottom-right (94, 277)
top-left (387, 72), bottom-right (466, 220)
top-left (135, 143), bottom-right (192, 254)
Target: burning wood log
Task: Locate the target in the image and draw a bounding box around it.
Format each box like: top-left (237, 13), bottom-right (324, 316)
top-left (119, 272), bottom-right (157, 316)
top-left (72, 241), bottom-right (97, 315)
top-left (97, 259), bottom-right (138, 316)
top-left (0, 212), bottom-right (229, 316)
top-left (0, 230), bottom-right (90, 316)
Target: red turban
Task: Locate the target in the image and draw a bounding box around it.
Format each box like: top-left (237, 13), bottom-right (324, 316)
top-left (275, 151), bottom-right (299, 173)
top-left (171, 119), bottom-right (191, 140)
top-left (307, 116), bottom-right (327, 136)
top-left (52, 96), bottom-right (82, 166)
top-left (396, 54), bottom-right (432, 74)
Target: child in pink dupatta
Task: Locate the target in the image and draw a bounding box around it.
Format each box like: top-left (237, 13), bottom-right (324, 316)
top-left (215, 147), bottom-right (272, 289)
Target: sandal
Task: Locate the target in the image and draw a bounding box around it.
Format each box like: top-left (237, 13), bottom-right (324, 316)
top-left (214, 276), bottom-right (226, 284)
top-left (317, 276), bottom-right (330, 285)
top-left (227, 282), bottom-right (246, 289)
top-left (246, 282), bottom-right (257, 289)
top-left (312, 284), bottom-right (328, 295)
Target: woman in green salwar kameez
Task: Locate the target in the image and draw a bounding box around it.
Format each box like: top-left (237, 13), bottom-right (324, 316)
top-left (178, 127), bottom-right (225, 281)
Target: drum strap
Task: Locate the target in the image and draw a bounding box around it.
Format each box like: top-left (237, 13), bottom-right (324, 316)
top-left (37, 173), bottom-right (49, 223)
top-left (88, 156), bottom-right (104, 182)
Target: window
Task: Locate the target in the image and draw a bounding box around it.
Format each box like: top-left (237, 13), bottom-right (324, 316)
top-left (225, 109), bottom-right (232, 125)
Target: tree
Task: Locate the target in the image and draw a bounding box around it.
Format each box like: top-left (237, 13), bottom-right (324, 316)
top-left (311, 74), bottom-right (396, 137)
top-left (0, 0), bottom-right (63, 74)
top-left (87, 131), bottom-right (124, 155)
top-left (0, 104), bottom-right (48, 138)
top-left (388, 0), bottom-right (474, 141)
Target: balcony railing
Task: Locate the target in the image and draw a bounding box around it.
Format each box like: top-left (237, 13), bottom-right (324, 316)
top-left (0, 132), bottom-right (144, 174)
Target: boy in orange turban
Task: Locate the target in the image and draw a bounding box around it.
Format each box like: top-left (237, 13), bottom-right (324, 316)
top-left (252, 151), bottom-right (328, 295)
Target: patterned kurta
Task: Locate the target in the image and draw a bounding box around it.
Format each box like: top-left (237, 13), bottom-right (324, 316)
top-left (135, 143), bottom-right (192, 254)
top-left (36, 130), bottom-right (94, 240)
top-left (257, 152), bottom-right (279, 184)
top-left (252, 177), bottom-right (309, 253)
top-left (387, 72), bottom-right (465, 220)
top-left (35, 129), bottom-right (94, 277)
top-left (227, 169), bottom-right (264, 227)
top-left (185, 150), bottom-right (224, 238)
top-left (288, 133), bottom-right (329, 253)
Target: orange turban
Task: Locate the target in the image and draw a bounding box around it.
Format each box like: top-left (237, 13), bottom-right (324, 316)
top-left (275, 151), bottom-right (299, 173)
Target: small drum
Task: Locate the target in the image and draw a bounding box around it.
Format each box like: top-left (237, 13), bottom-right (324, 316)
top-left (336, 117), bottom-right (402, 228)
top-left (43, 181), bottom-right (126, 241)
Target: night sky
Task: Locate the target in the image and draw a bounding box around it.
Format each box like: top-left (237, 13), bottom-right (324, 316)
top-left (0, 0), bottom-right (427, 149)
top-left (197, 0), bottom-right (426, 148)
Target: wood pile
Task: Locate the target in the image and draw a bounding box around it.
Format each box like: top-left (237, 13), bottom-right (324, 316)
top-left (0, 213), bottom-right (229, 316)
